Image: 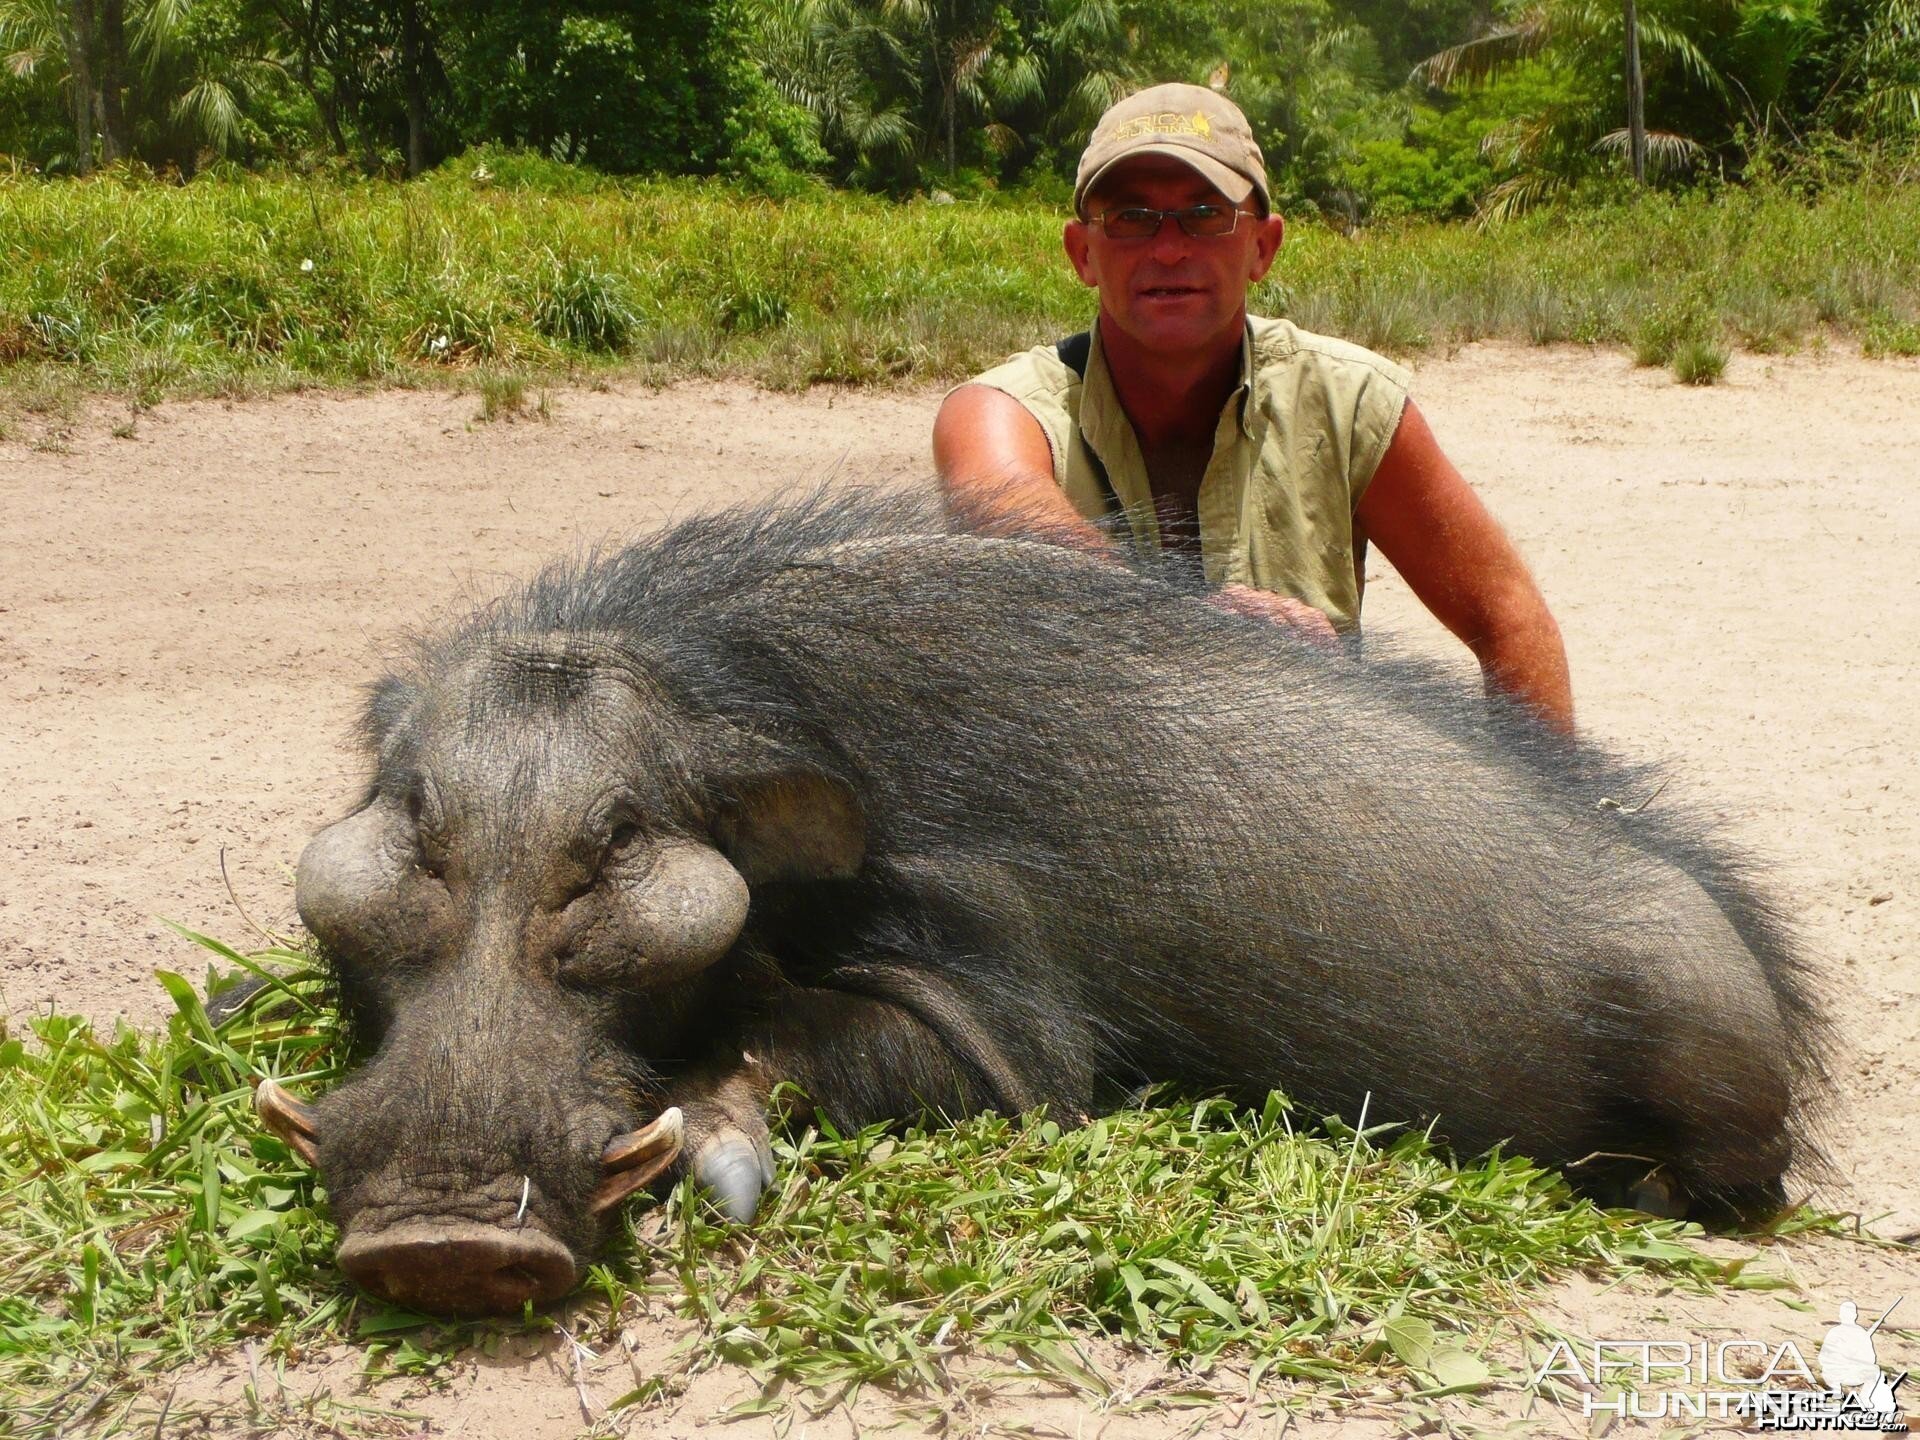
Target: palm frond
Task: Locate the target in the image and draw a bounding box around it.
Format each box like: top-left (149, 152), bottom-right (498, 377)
top-left (990, 50), bottom-right (1045, 109)
top-left (172, 77), bottom-right (244, 152)
top-left (848, 105), bottom-right (914, 157)
top-left (878, 0), bottom-right (932, 29)
top-left (134, 0), bottom-right (194, 79)
top-left (950, 34), bottom-right (994, 87)
top-left (1479, 113), bottom-right (1559, 169)
top-left (1048, 0), bottom-right (1119, 51)
top-left (1411, 17), bottom-right (1546, 89)
top-left (0, 0), bottom-right (62, 75)
top-left (1307, 22), bottom-right (1376, 81)
top-left (1067, 70), bottom-right (1123, 114)
top-left (1540, 0), bottom-right (1625, 51)
top-left (1859, 0), bottom-right (1920, 48)
top-left (1634, 14), bottom-right (1730, 98)
top-left (1860, 82), bottom-right (1920, 130)
top-left (1474, 170), bottom-right (1565, 225)
top-left (1594, 126), bottom-right (1708, 174)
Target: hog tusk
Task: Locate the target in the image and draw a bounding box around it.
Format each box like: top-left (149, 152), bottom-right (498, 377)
top-left (255, 1077), bottom-right (321, 1167)
top-left (602, 1107), bottom-right (684, 1171)
top-left (590, 1107), bottom-right (684, 1216)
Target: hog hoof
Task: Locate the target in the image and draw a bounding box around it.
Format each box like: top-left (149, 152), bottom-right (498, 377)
top-left (1627, 1172), bottom-right (1689, 1220)
top-left (694, 1126), bottom-right (775, 1223)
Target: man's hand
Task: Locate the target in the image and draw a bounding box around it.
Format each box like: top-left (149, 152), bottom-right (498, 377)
top-left (1207, 583), bottom-right (1339, 644)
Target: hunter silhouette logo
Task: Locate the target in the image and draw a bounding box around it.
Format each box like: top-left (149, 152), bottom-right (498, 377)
top-left (1818, 1299), bottom-right (1907, 1423)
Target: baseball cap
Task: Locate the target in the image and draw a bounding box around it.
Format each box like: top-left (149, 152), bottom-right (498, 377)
top-left (1073, 84), bottom-right (1270, 220)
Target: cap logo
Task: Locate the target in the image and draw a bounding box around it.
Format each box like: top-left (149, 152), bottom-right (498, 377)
top-left (1109, 109), bottom-right (1217, 142)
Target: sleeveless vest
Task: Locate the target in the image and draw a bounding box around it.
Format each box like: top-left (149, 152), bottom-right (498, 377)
top-left (968, 315), bottom-right (1411, 630)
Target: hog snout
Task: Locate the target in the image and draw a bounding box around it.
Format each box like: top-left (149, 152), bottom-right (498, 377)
top-left (337, 1219), bottom-right (578, 1315)
top-left (323, 1154), bottom-right (600, 1317)
top-left (332, 1108), bottom-right (684, 1314)
top-left (258, 1077), bottom-right (685, 1314)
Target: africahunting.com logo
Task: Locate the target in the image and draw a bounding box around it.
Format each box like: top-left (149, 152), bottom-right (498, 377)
top-left (1531, 1296), bottom-right (1909, 1431)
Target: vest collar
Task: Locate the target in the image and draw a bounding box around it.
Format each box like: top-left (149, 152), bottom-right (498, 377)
top-left (1083, 319), bottom-right (1260, 444)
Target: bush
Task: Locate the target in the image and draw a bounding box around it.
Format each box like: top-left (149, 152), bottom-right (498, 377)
top-left (533, 257), bottom-right (644, 352)
top-left (1632, 296), bottom-right (1713, 367)
top-left (432, 144), bottom-right (617, 195)
top-left (406, 283), bottom-right (509, 363)
top-left (1671, 335), bottom-right (1730, 383)
top-left (1342, 132), bottom-right (1489, 221)
top-left (476, 368), bottom-right (527, 419)
top-left (1862, 314), bottom-right (1920, 356)
top-left (1339, 69), bottom-right (1583, 221)
top-left (718, 60), bottom-right (831, 199)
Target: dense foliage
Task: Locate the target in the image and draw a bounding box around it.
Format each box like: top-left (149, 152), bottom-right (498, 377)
top-left (0, 0), bottom-right (822, 180)
top-left (0, 0), bottom-right (1915, 218)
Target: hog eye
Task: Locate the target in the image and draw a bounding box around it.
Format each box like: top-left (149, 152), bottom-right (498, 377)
top-left (412, 833), bottom-right (448, 881)
top-left (400, 785), bottom-right (451, 879)
top-left (608, 819), bottom-right (639, 851)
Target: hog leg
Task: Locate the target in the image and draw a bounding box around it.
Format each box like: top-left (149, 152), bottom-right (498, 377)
top-left (666, 986), bottom-right (1039, 1221)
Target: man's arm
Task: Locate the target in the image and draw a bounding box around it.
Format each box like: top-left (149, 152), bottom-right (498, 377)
top-left (932, 384), bottom-right (1108, 547)
top-left (1356, 399), bottom-right (1575, 734)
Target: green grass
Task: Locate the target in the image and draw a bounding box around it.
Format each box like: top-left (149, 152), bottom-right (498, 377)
top-left (1863, 314), bottom-right (1920, 356)
top-left (1, 160), bottom-right (1918, 407)
top-left (0, 933), bottom-right (1838, 1437)
top-left (474, 368), bottom-right (541, 422)
top-left (1672, 336), bottom-right (1732, 384)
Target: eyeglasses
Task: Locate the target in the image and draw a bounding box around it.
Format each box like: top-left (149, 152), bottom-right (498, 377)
top-left (1091, 203), bottom-right (1256, 239)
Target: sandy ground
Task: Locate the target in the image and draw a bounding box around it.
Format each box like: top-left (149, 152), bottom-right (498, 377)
top-left (2, 344), bottom-right (1916, 1436)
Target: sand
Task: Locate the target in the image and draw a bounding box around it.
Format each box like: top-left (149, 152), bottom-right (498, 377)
top-left (2, 344), bottom-right (1915, 1436)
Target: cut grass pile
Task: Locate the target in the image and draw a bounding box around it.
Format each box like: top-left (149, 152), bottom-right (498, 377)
top-left (1, 932), bottom-right (1822, 1437)
top-left (1, 160), bottom-right (1919, 407)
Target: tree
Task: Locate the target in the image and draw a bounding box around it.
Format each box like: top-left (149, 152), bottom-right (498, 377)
top-left (1208, 0), bottom-right (1406, 211)
top-left (749, 0), bottom-right (913, 177)
top-left (1413, 0), bottom-right (1744, 212)
top-left (1814, 0), bottom-right (1920, 137)
top-left (65, 0), bottom-right (96, 168)
top-left (1, 0), bottom-right (294, 171)
top-left (746, 0), bottom-right (1072, 188)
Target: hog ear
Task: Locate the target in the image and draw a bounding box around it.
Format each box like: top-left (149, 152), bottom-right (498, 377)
top-left (359, 673), bottom-right (419, 746)
top-left (712, 774), bottom-right (865, 885)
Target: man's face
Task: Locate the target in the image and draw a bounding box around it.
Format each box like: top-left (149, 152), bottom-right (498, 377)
top-left (1064, 155), bottom-right (1285, 357)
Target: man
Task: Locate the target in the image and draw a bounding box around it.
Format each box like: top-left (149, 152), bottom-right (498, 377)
top-left (932, 83), bottom-right (1575, 734)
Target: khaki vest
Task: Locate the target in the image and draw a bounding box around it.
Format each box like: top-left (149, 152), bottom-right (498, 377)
top-left (970, 315), bottom-right (1411, 631)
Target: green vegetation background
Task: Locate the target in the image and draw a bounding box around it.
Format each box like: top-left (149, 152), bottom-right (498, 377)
top-left (3, 0), bottom-right (1918, 219)
top-left (4, 0), bottom-right (1919, 400)
top-left (2, 153), bottom-right (1918, 407)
